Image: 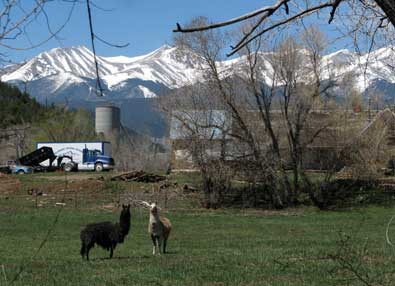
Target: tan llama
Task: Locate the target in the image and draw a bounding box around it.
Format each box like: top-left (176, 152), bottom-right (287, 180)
top-left (141, 201), bottom-right (172, 255)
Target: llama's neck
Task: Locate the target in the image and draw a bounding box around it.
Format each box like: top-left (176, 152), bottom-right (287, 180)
top-left (119, 215), bottom-right (131, 236)
top-left (149, 211), bottom-right (160, 224)
top-left (149, 211), bottom-right (163, 236)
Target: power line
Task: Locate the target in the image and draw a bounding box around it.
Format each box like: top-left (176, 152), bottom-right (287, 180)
top-left (85, 0), bottom-right (129, 97)
top-left (86, 0), bottom-right (104, 97)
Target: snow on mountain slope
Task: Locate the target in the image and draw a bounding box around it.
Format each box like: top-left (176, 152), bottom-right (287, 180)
top-left (3, 46), bottom-right (96, 82)
top-left (2, 44), bottom-right (395, 101)
top-left (321, 47), bottom-right (395, 91)
top-left (1, 45), bottom-right (203, 98)
top-left (102, 45), bottom-right (203, 88)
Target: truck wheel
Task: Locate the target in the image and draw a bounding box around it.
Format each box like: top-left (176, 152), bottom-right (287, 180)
top-left (17, 170), bottom-right (25, 175)
top-left (64, 163), bottom-right (73, 172)
top-left (95, 163), bottom-right (103, 172)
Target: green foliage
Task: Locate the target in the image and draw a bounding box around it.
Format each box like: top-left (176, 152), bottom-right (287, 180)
top-left (0, 81), bottom-right (99, 144)
top-left (34, 106), bottom-right (99, 142)
top-left (0, 81), bottom-right (43, 128)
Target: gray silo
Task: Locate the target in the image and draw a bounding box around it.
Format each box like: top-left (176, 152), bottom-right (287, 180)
top-left (95, 105), bottom-right (121, 141)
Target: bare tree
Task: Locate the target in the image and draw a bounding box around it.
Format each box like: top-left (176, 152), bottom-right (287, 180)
top-left (174, 19), bottom-right (292, 208)
top-left (0, 1), bottom-right (78, 62)
top-left (238, 25), bottom-right (338, 206)
top-left (160, 80), bottom-right (234, 208)
top-left (0, 125), bottom-right (31, 159)
top-left (174, 1), bottom-right (395, 57)
top-left (172, 18), bottom-right (371, 209)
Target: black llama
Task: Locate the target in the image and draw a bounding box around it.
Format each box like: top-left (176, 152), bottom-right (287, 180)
top-left (80, 204), bottom-right (131, 260)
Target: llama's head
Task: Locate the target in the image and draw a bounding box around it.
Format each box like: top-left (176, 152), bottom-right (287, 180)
top-left (139, 200), bottom-right (160, 215)
top-left (121, 204), bottom-right (130, 215)
top-left (149, 202), bottom-right (159, 216)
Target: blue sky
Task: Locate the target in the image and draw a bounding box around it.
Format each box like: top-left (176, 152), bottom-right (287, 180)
top-left (2, 0), bottom-right (354, 63)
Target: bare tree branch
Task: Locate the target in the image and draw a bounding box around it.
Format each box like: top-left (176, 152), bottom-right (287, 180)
top-left (174, 0), bottom-right (395, 57)
top-left (174, 0), bottom-right (291, 33)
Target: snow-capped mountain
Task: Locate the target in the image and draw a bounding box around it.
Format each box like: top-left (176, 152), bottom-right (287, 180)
top-left (4, 44), bottom-right (395, 101)
top-left (1, 45), bottom-right (205, 102)
top-left (2, 44), bottom-right (395, 136)
top-left (321, 46), bottom-right (395, 92)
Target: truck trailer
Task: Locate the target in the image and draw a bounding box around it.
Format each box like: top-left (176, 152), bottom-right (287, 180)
top-left (36, 141), bottom-right (115, 171)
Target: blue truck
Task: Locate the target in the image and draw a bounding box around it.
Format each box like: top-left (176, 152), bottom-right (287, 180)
top-left (36, 141), bottom-right (115, 172)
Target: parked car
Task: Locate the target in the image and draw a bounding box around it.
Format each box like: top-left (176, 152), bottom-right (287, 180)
top-left (7, 160), bottom-right (34, 175)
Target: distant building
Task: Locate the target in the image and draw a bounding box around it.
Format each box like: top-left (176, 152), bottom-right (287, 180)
top-left (169, 110), bottom-right (231, 171)
top-left (169, 108), bottom-right (395, 172)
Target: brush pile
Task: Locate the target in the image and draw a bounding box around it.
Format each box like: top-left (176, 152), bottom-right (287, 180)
top-left (110, 170), bottom-right (166, 183)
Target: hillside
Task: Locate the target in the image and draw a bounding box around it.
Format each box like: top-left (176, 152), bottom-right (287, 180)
top-left (0, 81), bottom-right (44, 128)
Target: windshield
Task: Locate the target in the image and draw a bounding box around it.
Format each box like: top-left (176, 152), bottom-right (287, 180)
top-left (87, 150), bottom-right (101, 157)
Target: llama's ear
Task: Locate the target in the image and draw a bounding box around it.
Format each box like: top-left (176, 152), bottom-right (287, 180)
top-left (127, 204), bottom-right (130, 209)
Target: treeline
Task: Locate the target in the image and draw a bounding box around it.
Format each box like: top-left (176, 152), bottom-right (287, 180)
top-left (0, 81), bottom-right (98, 149)
top-left (35, 107), bottom-right (98, 142)
top-left (0, 81), bottom-right (44, 128)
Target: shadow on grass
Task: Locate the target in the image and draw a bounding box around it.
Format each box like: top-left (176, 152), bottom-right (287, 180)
top-left (88, 255), bottom-right (152, 261)
top-left (162, 251), bottom-right (178, 255)
top-left (88, 252), bottom-right (179, 261)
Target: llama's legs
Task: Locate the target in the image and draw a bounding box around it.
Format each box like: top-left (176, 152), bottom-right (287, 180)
top-left (163, 239), bottom-right (167, 254)
top-left (157, 238), bottom-right (162, 255)
top-left (151, 235), bottom-right (157, 255)
top-left (110, 244), bottom-right (117, 258)
top-left (80, 242), bottom-right (86, 259)
top-left (86, 242), bottom-right (94, 261)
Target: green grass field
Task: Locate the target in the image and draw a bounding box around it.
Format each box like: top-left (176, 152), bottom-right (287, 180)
top-left (1, 173), bottom-right (395, 285)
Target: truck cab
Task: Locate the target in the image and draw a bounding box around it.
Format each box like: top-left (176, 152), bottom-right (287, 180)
top-left (80, 148), bottom-right (114, 171)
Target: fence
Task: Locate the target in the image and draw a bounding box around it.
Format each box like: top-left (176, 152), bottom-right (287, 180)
top-left (3, 175), bottom-right (395, 212)
top-left (0, 182), bottom-right (202, 211)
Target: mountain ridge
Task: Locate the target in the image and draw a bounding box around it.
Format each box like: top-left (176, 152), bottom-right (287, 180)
top-left (2, 45), bottom-right (395, 137)
top-left (3, 44), bottom-right (395, 98)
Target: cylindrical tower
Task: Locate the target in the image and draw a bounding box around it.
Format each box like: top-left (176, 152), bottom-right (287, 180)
top-left (95, 105), bottom-right (120, 141)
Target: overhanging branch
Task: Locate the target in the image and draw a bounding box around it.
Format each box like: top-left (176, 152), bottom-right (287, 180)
top-left (173, 0), bottom-right (291, 33)
top-left (174, 0), bottom-right (352, 57)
